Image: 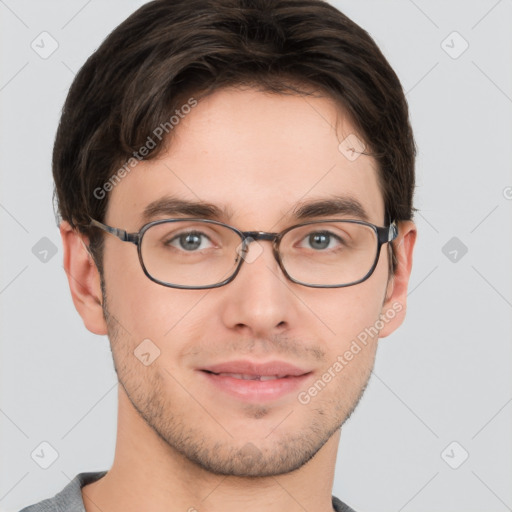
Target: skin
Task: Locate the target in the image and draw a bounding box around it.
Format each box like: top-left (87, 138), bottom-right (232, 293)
top-left (61, 86), bottom-right (416, 512)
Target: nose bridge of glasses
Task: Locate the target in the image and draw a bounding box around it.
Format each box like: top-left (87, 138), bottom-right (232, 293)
top-left (237, 231), bottom-right (280, 261)
top-left (242, 231), bottom-right (278, 243)
top-left (240, 231), bottom-right (279, 250)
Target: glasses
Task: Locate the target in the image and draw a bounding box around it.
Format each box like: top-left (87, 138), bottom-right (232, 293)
top-left (89, 217), bottom-right (398, 289)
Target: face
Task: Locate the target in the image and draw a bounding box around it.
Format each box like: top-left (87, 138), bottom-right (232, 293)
top-left (98, 86), bottom-right (401, 477)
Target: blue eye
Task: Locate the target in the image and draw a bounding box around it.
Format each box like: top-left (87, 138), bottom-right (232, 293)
top-left (166, 231), bottom-right (214, 251)
top-left (300, 231), bottom-right (344, 251)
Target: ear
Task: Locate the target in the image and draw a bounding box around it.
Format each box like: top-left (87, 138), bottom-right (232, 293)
top-left (60, 221), bottom-right (108, 335)
top-left (378, 220), bottom-right (417, 338)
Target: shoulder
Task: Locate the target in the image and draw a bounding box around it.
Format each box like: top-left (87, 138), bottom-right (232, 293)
top-left (332, 495), bottom-right (357, 512)
top-left (18, 471), bottom-right (108, 512)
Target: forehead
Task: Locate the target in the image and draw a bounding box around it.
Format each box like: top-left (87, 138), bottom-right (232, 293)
top-left (106, 86), bottom-right (385, 229)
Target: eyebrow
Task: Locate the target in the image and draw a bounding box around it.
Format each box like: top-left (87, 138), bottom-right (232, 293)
top-left (141, 195), bottom-right (370, 225)
top-left (141, 197), bottom-right (234, 224)
top-left (292, 196), bottom-right (369, 222)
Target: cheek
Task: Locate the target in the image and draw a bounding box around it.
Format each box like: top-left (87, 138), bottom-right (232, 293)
top-left (101, 242), bottom-right (196, 342)
top-left (305, 285), bottom-right (385, 404)
top-left (314, 275), bottom-right (387, 348)
top-left (124, 284), bottom-right (207, 344)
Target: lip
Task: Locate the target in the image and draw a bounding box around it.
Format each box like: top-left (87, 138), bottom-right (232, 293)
top-left (201, 360), bottom-right (310, 377)
top-left (198, 360), bottom-right (313, 402)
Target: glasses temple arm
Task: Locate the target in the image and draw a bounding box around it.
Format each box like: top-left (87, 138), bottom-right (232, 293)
top-left (89, 218), bottom-right (138, 243)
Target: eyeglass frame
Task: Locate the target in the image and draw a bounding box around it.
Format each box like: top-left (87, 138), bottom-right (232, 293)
top-left (88, 217), bottom-right (398, 290)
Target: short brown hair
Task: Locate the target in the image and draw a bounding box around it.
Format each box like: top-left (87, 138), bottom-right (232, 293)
top-left (53, 0), bottom-right (416, 275)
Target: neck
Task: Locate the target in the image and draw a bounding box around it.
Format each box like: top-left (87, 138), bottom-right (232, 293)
top-left (82, 387), bottom-right (340, 512)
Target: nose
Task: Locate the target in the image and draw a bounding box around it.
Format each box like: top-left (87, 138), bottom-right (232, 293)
top-left (218, 237), bottom-right (299, 337)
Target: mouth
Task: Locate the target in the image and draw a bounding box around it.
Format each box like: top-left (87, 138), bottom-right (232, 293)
top-left (203, 371), bottom-right (291, 381)
top-left (198, 360), bottom-right (313, 402)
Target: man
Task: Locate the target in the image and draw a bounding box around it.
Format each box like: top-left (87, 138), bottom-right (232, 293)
top-left (20, 0), bottom-right (416, 511)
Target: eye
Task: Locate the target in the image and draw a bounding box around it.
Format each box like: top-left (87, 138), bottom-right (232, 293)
top-left (299, 230), bottom-right (345, 251)
top-left (165, 230), bottom-right (214, 251)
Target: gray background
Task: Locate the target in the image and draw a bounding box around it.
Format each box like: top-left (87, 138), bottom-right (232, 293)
top-left (1, 1), bottom-right (511, 511)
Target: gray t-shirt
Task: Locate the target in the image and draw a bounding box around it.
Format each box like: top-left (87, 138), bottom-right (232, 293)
top-left (19, 471), bottom-right (356, 512)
